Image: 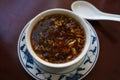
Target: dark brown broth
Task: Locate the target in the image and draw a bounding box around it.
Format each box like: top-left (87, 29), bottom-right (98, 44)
top-left (31, 14), bottom-right (85, 63)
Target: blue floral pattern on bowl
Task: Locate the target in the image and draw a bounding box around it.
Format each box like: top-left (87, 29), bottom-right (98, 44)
top-left (17, 20), bottom-right (99, 80)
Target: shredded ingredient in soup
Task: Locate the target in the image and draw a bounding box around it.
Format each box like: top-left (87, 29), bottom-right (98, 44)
top-left (31, 14), bottom-right (85, 63)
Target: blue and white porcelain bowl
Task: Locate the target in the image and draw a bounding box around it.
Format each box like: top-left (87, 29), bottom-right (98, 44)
top-left (25, 8), bottom-right (91, 74)
top-left (18, 20), bottom-right (99, 80)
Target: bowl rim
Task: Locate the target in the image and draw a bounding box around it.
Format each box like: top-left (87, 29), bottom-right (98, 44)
top-left (25, 8), bottom-right (91, 68)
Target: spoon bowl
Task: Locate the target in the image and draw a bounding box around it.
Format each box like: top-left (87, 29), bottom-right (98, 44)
top-left (71, 1), bottom-right (120, 21)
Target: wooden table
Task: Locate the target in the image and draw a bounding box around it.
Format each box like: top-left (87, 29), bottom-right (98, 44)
top-left (0, 0), bottom-right (120, 80)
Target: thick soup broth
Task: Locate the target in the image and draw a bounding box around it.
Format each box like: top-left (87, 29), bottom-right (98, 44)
top-left (31, 14), bottom-right (86, 63)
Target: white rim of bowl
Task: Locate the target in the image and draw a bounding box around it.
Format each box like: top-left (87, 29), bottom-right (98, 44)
top-left (25, 8), bottom-right (91, 68)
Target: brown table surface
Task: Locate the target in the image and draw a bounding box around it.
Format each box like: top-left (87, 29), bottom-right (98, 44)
top-left (0, 0), bottom-right (120, 80)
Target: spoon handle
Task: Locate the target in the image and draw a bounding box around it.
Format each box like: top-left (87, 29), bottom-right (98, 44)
top-left (101, 12), bottom-right (120, 22)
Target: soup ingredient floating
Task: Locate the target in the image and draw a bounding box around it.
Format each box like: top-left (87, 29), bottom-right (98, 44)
top-left (31, 14), bottom-right (85, 63)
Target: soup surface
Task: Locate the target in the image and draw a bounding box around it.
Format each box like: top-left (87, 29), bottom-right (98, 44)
top-left (31, 14), bottom-right (85, 63)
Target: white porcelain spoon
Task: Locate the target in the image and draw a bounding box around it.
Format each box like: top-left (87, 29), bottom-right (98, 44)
top-left (71, 1), bottom-right (120, 21)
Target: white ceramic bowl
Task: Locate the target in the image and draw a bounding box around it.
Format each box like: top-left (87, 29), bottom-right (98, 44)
top-left (25, 8), bottom-right (91, 74)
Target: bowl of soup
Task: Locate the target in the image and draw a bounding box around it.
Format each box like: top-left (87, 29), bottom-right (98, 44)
top-left (25, 8), bottom-right (91, 74)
